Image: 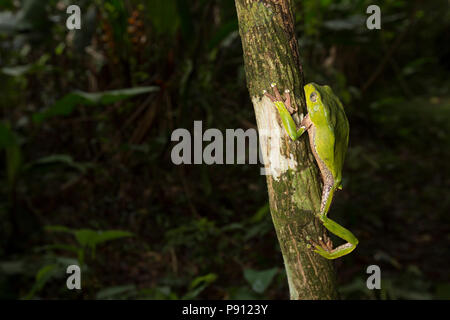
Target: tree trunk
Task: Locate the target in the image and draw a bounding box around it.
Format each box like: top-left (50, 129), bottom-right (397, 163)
top-left (234, 0), bottom-right (339, 299)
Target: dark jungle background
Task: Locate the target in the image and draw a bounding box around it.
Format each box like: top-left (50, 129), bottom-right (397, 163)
top-left (0, 0), bottom-right (448, 300)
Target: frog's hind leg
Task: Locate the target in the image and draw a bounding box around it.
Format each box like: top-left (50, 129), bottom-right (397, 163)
top-left (314, 217), bottom-right (358, 259)
top-left (319, 181), bottom-right (335, 219)
top-left (314, 181), bottom-right (359, 259)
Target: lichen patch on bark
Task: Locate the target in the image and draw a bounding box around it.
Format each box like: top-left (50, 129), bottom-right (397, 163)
top-left (252, 95), bottom-right (298, 180)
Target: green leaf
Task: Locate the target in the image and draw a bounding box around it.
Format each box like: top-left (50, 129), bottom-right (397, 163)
top-left (45, 225), bottom-right (74, 234)
top-left (35, 264), bottom-right (57, 282)
top-left (0, 11), bottom-right (17, 34)
top-left (1, 65), bottom-right (32, 76)
top-left (74, 229), bottom-right (99, 248)
top-left (323, 15), bottom-right (366, 31)
top-left (33, 87), bottom-right (159, 123)
top-left (92, 230), bottom-right (134, 246)
top-left (208, 19), bottom-right (238, 50)
top-left (228, 286), bottom-right (260, 300)
top-left (15, 0), bottom-right (50, 31)
top-left (147, 0), bottom-right (180, 35)
top-left (138, 286), bottom-right (177, 300)
top-left (96, 285), bottom-right (137, 299)
top-left (74, 229), bottom-right (133, 248)
top-left (70, 87), bottom-right (159, 105)
top-left (26, 154), bottom-right (91, 173)
top-left (175, 0), bottom-right (194, 40)
top-left (248, 203), bottom-right (270, 223)
top-left (189, 273), bottom-right (217, 290)
top-left (0, 122), bottom-right (18, 148)
top-left (181, 273), bottom-right (218, 299)
top-left (0, 260), bottom-right (25, 275)
top-left (243, 268), bottom-right (278, 294)
top-left (24, 264), bottom-right (59, 299)
top-left (182, 285), bottom-right (207, 300)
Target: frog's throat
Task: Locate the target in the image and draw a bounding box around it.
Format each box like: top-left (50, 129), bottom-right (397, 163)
top-left (308, 126), bottom-right (335, 216)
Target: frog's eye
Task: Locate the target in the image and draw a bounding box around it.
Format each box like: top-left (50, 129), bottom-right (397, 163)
top-left (310, 92), bottom-right (318, 102)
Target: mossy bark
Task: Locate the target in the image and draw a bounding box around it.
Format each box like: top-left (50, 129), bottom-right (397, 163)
top-left (235, 0), bottom-right (339, 299)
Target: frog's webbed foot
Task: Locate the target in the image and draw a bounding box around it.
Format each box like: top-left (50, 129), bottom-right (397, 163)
top-left (321, 232), bottom-right (334, 251)
top-left (263, 83), bottom-right (295, 114)
top-left (306, 234), bottom-right (333, 253)
top-left (309, 218), bottom-right (359, 259)
top-left (313, 242), bottom-right (357, 260)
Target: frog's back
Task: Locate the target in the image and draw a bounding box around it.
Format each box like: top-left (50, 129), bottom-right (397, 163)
top-left (313, 85), bottom-right (349, 187)
top-left (329, 96), bottom-right (349, 186)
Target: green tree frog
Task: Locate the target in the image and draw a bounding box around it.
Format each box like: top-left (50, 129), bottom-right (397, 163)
top-left (263, 82), bottom-right (358, 259)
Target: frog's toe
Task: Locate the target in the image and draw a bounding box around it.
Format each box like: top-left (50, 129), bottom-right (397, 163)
top-left (270, 83), bottom-right (282, 100)
top-left (263, 89), bottom-right (276, 102)
top-left (313, 245), bottom-right (332, 258)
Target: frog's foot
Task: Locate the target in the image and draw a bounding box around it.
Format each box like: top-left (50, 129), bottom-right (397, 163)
top-left (283, 88), bottom-right (296, 113)
top-left (263, 83), bottom-right (295, 114)
top-left (313, 244), bottom-right (334, 259)
top-left (320, 233), bottom-right (334, 251)
top-left (313, 242), bottom-right (356, 260)
top-left (316, 235), bottom-right (333, 252)
top-left (306, 235), bottom-right (323, 251)
top-left (306, 234), bottom-right (335, 255)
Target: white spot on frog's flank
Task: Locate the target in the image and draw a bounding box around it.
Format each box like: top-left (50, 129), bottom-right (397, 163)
top-left (314, 105), bottom-right (319, 112)
top-left (252, 95), bottom-right (298, 180)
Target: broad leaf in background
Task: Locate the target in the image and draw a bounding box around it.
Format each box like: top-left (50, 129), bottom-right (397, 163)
top-left (24, 154), bottom-right (91, 174)
top-left (24, 264), bottom-right (59, 300)
top-left (244, 268), bottom-right (278, 294)
top-left (52, 228), bottom-right (134, 250)
top-left (208, 19), bottom-right (238, 50)
top-left (73, 6), bottom-right (98, 52)
top-left (182, 273), bottom-right (218, 299)
top-left (96, 285), bottom-right (137, 300)
top-left (45, 226), bottom-right (134, 261)
top-left (146, 0), bottom-right (180, 35)
top-left (78, 230), bottom-right (134, 248)
top-left (1, 65), bottom-right (32, 76)
top-left (33, 86), bottom-right (159, 123)
top-left (0, 0), bottom-right (50, 34)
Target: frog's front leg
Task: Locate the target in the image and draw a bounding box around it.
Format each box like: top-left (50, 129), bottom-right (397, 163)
top-left (263, 83), bottom-right (308, 140)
